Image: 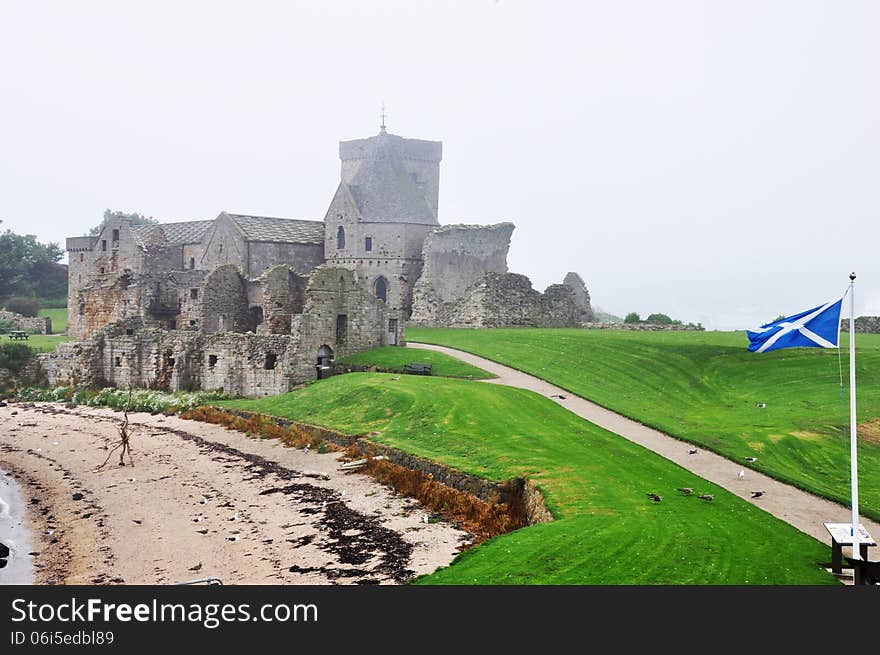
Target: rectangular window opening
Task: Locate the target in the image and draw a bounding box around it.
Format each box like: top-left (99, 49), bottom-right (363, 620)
top-left (190, 288), bottom-right (199, 300)
top-left (114, 356), bottom-right (122, 367)
top-left (208, 354), bottom-right (218, 369)
top-left (336, 314), bottom-right (348, 345)
top-left (264, 352), bottom-right (278, 370)
top-left (365, 236), bottom-right (372, 252)
top-left (101, 240), bottom-right (107, 251)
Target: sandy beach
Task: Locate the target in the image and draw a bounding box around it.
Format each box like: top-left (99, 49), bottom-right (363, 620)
top-left (0, 402), bottom-right (469, 585)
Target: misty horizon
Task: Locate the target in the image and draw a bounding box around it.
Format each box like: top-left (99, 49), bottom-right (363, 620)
top-left (2, 1), bottom-right (877, 330)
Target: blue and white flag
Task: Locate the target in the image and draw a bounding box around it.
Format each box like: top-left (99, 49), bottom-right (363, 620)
top-left (747, 298), bottom-right (843, 353)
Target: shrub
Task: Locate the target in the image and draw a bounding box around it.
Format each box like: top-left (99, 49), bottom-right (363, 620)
top-left (0, 343), bottom-right (34, 375)
top-left (15, 386), bottom-right (229, 413)
top-left (624, 312), bottom-right (641, 324)
top-left (646, 313), bottom-right (674, 325)
top-left (4, 296), bottom-right (41, 317)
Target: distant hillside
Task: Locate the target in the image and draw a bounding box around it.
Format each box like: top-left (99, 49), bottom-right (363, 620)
top-left (592, 307), bottom-right (622, 323)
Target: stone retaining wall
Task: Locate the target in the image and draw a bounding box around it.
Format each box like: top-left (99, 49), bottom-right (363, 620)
top-left (212, 407), bottom-right (552, 525)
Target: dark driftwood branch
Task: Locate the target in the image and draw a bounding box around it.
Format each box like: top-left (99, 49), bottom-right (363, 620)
top-left (96, 388), bottom-right (135, 469)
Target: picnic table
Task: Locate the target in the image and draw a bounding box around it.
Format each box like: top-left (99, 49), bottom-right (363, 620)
top-left (823, 522), bottom-right (876, 574)
top-left (7, 331), bottom-right (29, 340)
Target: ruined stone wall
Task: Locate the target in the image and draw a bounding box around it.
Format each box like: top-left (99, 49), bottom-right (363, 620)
top-left (410, 223), bottom-right (514, 323)
top-left (0, 311), bottom-right (51, 335)
top-left (290, 266), bottom-right (401, 381)
top-left (841, 316), bottom-right (880, 333)
top-left (541, 284), bottom-right (581, 328)
top-left (199, 333), bottom-right (297, 397)
top-left (255, 266), bottom-right (307, 335)
top-left (415, 272), bottom-right (583, 329)
top-left (562, 272), bottom-right (594, 322)
top-left (246, 242), bottom-right (324, 278)
top-left (68, 272), bottom-right (140, 339)
top-left (200, 265), bottom-right (253, 334)
top-left (45, 321), bottom-right (299, 398)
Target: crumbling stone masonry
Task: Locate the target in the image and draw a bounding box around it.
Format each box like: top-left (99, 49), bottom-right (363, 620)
top-left (0, 310), bottom-right (51, 335)
top-left (44, 266), bottom-right (400, 397)
top-left (411, 271), bottom-right (592, 329)
top-left (52, 124), bottom-right (595, 396)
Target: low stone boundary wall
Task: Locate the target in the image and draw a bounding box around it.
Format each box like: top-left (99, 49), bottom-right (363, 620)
top-left (581, 321), bottom-right (703, 331)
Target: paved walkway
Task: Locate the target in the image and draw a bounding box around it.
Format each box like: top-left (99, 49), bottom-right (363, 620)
top-left (408, 342), bottom-right (879, 565)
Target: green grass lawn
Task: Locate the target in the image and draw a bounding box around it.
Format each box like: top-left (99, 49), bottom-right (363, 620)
top-left (38, 307), bottom-right (68, 335)
top-left (12, 333), bottom-right (74, 353)
top-left (338, 346), bottom-right (494, 379)
top-left (407, 327), bottom-right (880, 521)
top-left (221, 374), bottom-right (835, 584)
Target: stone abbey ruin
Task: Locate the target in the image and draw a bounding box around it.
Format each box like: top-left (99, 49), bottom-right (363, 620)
top-left (44, 126), bottom-right (593, 396)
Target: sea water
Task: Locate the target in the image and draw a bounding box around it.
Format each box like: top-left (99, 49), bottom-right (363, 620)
top-left (0, 468), bottom-right (35, 585)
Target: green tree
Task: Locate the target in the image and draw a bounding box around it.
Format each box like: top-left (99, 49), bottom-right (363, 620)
top-left (4, 296), bottom-right (41, 317)
top-left (624, 312), bottom-right (641, 324)
top-left (0, 220), bottom-right (64, 301)
top-left (90, 209), bottom-right (157, 236)
top-left (646, 313), bottom-right (674, 325)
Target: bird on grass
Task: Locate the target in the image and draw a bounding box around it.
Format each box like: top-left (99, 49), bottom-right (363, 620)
top-left (751, 491), bottom-right (765, 499)
top-left (698, 494), bottom-right (714, 502)
top-left (677, 487), bottom-right (694, 495)
top-left (647, 493), bottom-right (663, 503)
top-left (688, 448), bottom-right (698, 455)
top-left (745, 457), bottom-right (758, 463)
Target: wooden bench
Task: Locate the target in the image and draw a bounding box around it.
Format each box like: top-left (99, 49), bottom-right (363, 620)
top-left (824, 522), bottom-right (876, 574)
top-left (7, 331), bottom-right (28, 341)
top-left (404, 362), bottom-right (432, 376)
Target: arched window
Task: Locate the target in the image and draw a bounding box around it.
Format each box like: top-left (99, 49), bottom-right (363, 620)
top-left (375, 276), bottom-right (388, 303)
top-left (336, 225), bottom-right (346, 250)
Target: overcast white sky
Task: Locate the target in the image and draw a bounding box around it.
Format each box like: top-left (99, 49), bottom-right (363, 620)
top-left (1, 1), bottom-right (877, 329)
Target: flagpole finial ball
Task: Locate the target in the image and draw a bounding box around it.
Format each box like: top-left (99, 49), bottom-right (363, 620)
top-left (850, 272), bottom-right (857, 281)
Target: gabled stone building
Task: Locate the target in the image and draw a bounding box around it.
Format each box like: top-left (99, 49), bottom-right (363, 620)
top-left (48, 125), bottom-right (593, 397)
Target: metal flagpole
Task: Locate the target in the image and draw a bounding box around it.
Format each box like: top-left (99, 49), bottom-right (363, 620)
top-left (849, 272), bottom-right (860, 561)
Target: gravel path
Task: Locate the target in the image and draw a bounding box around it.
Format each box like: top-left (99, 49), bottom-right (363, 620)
top-left (408, 342), bottom-right (879, 569)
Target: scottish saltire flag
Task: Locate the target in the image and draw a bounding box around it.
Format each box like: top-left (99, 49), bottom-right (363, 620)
top-left (747, 298), bottom-right (843, 353)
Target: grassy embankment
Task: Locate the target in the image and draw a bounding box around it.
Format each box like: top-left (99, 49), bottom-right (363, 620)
top-left (221, 373), bottom-right (835, 584)
top-left (407, 327), bottom-right (880, 521)
top-left (338, 346), bottom-right (494, 379)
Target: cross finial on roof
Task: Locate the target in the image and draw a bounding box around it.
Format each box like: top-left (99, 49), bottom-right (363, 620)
top-left (380, 101), bottom-right (387, 133)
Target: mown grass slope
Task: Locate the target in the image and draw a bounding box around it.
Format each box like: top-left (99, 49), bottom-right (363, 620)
top-left (408, 327), bottom-right (880, 520)
top-left (338, 346), bottom-right (494, 379)
top-left (222, 374), bottom-right (835, 584)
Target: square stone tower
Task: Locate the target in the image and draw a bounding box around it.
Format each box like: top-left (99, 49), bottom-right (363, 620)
top-left (324, 127), bottom-right (443, 320)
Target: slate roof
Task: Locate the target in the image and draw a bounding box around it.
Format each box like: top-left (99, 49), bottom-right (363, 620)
top-left (132, 220), bottom-right (213, 247)
top-left (345, 132), bottom-right (437, 224)
top-left (226, 214), bottom-right (325, 244)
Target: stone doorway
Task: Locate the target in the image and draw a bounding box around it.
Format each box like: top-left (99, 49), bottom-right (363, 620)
top-left (388, 318), bottom-right (398, 346)
top-left (316, 344), bottom-right (334, 380)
